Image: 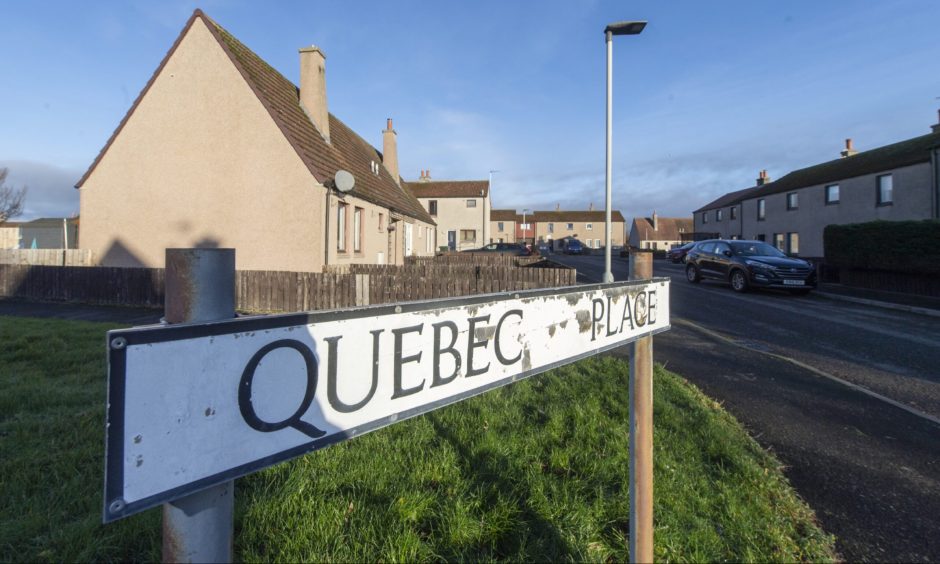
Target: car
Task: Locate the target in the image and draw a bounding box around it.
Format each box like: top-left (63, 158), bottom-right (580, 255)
top-left (685, 239), bottom-right (816, 294)
top-left (563, 239), bottom-right (584, 255)
top-left (466, 242), bottom-right (531, 256)
top-left (536, 242), bottom-right (552, 255)
top-left (666, 242), bottom-right (695, 263)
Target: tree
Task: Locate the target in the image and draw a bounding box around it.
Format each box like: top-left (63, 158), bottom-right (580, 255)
top-left (0, 167), bottom-right (27, 223)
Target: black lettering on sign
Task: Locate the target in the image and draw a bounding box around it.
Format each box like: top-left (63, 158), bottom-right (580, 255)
top-left (591, 298), bottom-right (605, 341)
top-left (494, 309), bottom-right (523, 366)
top-left (634, 292), bottom-right (648, 327)
top-left (648, 289), bottom-right (657, 324)
top-left (392, 324), bottom-right (425, 399)
top-left (605, 296), bottom-right (617, 337)
top-left (466, 315), bottom-right (491, 377)
top-left (325, 330), bottom-right (381, 413)
top-left (620, 294), bottom-right (634, 332)
top-left (432, 321), bottom-right (461, 388)
top-left (238, 339), bottom-right (325, 439)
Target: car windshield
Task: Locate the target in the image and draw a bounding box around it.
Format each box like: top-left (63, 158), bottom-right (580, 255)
top-left (730, 242), bottom-right (787, 258)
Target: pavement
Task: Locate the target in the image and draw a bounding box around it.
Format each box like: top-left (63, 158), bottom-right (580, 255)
top-left (816, 282), bottom-right (940, 317)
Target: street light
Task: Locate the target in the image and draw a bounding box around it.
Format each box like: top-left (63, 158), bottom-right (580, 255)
top-left (603, 20), bottom-right (646, 284)
top-left (522, 208), bottom-right (531, 244)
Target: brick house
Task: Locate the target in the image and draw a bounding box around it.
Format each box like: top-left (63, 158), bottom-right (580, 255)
top-left (407, 173), bottom-right (490, 251)
top-left (530, 210), bottom-right (626, 251)
top-left (489, 209), bottom-right (520, 243)
top-left (628, 212), bottom-right (693, 250)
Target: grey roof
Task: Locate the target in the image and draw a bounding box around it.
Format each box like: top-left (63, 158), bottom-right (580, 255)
top-left (694, 186), bottom-right (761, 213)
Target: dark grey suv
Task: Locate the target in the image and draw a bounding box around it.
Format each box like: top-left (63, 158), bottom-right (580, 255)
top-left (685, 240), bottom-right (816, 294)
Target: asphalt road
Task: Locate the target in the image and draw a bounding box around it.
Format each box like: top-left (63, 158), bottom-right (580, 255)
top-left (551, 253), bottom-right (940, 562)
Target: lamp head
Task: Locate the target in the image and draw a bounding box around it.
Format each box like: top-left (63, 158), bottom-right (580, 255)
top-left (605, 21), bottom-right (647, 36)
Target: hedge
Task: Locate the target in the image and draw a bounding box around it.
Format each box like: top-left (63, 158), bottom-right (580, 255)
top-left (823, 220), bottom-right (940, 274)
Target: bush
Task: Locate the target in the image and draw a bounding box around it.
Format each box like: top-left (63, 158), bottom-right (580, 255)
top-left (824, 220), bottom-right (940, 274)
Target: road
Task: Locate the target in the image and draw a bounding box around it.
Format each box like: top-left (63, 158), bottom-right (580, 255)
top-left (550, 252), bottom-right (940, 562)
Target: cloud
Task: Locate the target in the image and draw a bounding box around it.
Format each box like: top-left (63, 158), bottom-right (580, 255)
top-left (0, 160), bottom-right (82, 220)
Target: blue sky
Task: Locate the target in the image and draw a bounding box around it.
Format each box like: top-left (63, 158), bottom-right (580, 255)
top-left (2, 0), bottom-right (938, 221)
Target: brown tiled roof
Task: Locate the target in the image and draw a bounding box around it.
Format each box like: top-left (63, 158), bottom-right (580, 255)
top-left (405, 180), bottom-right (489, 199)
top-left (631, 217), bottom-right (693, 241)
top-left (490, 209), bottom-right (521, 221)
top-left (530, 210), bottom-right (625, 223)
top-left (693, 185), bottom-right (761, 213)
top-left (77, 10), bottom-right (434, 225)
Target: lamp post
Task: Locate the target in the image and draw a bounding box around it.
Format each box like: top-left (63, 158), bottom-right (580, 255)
top-left (521, 208), bottom-right (530, 244)
top-left (488, 170), bottom-right (499, 244)
top-left (603, 20), bottom-right (646, 284)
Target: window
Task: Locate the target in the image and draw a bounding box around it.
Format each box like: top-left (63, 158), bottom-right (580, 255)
top-left (716, 209), bottom-right (723, 221)
top-left (428, 200), bottom-right (438, 216)
top-left (426, 227), bottom-right (432, 253)
top-left (548, 223), bottom-right (554, 233)
top-left (586, 223), bottom-right (593, 230)
top-left (466, 199), bottom-right (477, 208)
top-left (353, 207), bottom-right (363, 252)
top-left (566, 223), bottom-right (573, 231)
top-left (787, 192), bottom-right (798, 210)
top-left (652, 242), bottom-right (658, 250)
top-left (595, 239), bottom-right (601, 248)
top-left (788, 232), bottom-right (799, 255)
top-left (378, 213), bottom-right (385, 232)
top-left (497, 221), bottom-right (504, 232)
top-left (702, 212), bottom-right (708, 224)
top-left (460, 229), bottom-right (476, 242)
top-left (773, 233), bottom-right (785, 251)
top-left (730, 206), bottom-right (737, 220)
top-left (877, 174), bottom-right (893, 205)
top-left (825, 184), bottom-right (840, 204)
top-left (756, 234), bottom-right (766, 242)
top-left (337, 203), bottom-right (347, 252)
top-left (757, 199), bottom-right (766, 220)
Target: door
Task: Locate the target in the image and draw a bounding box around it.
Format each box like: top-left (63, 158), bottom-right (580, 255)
top-left (447, 231), bottom-right (456, 251)
top-left (404, 223), bottom-right (413, 257)
top-left (712, 241), bottom-right (733, 279)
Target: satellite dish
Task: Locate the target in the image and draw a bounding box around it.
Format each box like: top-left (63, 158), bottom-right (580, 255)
top-left (334, 170), bottom-right (355, 193)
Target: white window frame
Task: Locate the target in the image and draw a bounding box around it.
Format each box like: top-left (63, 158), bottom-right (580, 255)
top-left (353, 207), bottom-right (362, 252)
top-left (337, 202), bottom-right (348, 252)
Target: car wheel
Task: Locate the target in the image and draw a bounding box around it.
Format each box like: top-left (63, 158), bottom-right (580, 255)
top-left (686, 264), bottom-right (701, 283)
top-left (730, 269), bottom-right (749, 293)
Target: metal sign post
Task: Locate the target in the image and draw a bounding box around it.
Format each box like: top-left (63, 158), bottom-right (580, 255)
top-left (629, 250), bottom-right (654, 563)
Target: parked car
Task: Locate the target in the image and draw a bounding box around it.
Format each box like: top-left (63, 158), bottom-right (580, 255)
top-left (466, 242), bottom-right (532, 256)
top-left (666, 242), bottom-right (695, 263)
top-left (563, 239), bottom-right (584, 255)
top-left (685, 239), bottom-right (816, 294)
top-left (536, 242), bottom-right (552, 255)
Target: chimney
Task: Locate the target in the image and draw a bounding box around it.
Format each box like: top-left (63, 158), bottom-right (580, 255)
top-left (299, 46), bottom-right (329, 142)
top-left (841, 138), bottom-right (857, 158)
top-left (382, 118), bottom-right (399, 183)
top-left (932, 109), bottom-right (940, 133)
top-left (555, 203), bottom-right (561, 212)
top-left (588, 202), bottom-right (594, 211)
top-left (652, 210), bottom-right (658, 231)
top-left (756, 169), bottom-right (770, 186)
top-left (419, 169), bottom-right (431, 182)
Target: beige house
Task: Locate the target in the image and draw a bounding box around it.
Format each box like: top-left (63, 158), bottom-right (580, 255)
top-left (531, 210), bottom-right (626, 250)
top-left (0, 222), bottom-right (22, 249)
top-left (490, 210), bottom-right (520, 243)
top-left (407, 174), bottom-right (490, 251)
top-left (628, 212), bottom-right (693, 250)
top-left (77, 10), bottom-right (435, 271)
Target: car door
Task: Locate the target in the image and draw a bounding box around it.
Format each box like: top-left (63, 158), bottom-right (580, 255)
top-left (694, 242), bottom-right (717, 277)
top-left (712, 242), bottom-right (733, 279)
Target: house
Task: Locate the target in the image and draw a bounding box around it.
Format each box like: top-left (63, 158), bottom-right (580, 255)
top-left (490, 209), bottom-right (520, 243)
top-left (407, 172), bottom-right (490, 251)
top-left (628, 212), bottom-right (693, 250)
top-left (19, 218), bottom-right (80, 249)
top-left (694, 113), bottom-right (940, 258)
top-left (693, 172), bottom-right (767, 240)
top-left (77, 10), bottom-right (436, 271)
top-left (0, 222), bottom-right (22, 249)
top-left (530, 209), bottom-right (626, 251)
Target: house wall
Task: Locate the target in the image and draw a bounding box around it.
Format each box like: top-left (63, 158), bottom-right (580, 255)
top-left (535, 220), bottom-right (624, 248)
top-left (0, 227), bottom-right (20, 249)
top-left (80, 18), bottom-right (327, 271)
top-left (419, 195), bottom-right (488, 251)
top-left (490, 220), bottom-right (516, 243)
top-left (325, 193), bottom-right (435, 265)
top-left (739, 161), bottom-right (933, 257)
top-left (693, 204), bottom-right (744, 239)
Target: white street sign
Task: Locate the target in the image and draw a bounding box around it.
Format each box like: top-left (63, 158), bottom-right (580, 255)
top-left (104, 279), bottom-right (670, 521)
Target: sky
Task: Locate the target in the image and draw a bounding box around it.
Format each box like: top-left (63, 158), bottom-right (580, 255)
top-left (2, 0), bottom-right (939, 222)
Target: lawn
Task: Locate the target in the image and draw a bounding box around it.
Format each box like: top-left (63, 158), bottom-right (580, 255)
top-left (0, 315), bottom-right (836, 562)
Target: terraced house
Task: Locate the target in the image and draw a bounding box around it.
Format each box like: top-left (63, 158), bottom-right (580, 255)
top-left (490, 210), bottom-right (520, 243)
top-left (78, 10), bottom-right (436, 271)
top-left (531, 209), bottom-right (626, 251)
top-left (694, 114), bottom-right (940, 258)
top-left (407, 173), bottom-right (491, 251)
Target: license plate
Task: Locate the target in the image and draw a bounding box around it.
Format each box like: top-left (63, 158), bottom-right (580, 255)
top-left (783, 279), bottom-right (804, 286)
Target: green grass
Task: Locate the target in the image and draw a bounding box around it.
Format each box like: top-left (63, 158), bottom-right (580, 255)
top-left (0, 315), bottom-right (836, 562)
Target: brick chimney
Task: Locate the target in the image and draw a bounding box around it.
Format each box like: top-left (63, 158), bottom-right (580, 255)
top-left (756, 169), bottom-right (770, 186)
top-left (840, 138), bottom-right (857, 158)
top-left (555, 203), bottom-right (561, 212)
top-left (382, 118), bottom-right (399, 183)
top-left (932, 109), bottom-right (940, 133)
top-left (419, 169), bottom-right (431, 183)
top-left (588, 202), bottom-right (594, 211)
top-left (298, 46), bottom-right (329, 142)
top-left (652, 210), bottom-right (658, 231)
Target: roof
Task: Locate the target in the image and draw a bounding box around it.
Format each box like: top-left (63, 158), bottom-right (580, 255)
top-left (76, 10), bottom-right (434, 226)
top-left (530, 210), bottom-right (626, 223)
top-left (490, 209), bottom-right (521, 221)
top-left (694, 185), bottom-right (762, 213)
top-left (750, 130), bottom-right (940, 198)
top-left (630, 217), bottom-right (693, 241)
top-left (21, 218), bottom-right (78, 228)
top-left (405, 180), bottom-right (489, 199)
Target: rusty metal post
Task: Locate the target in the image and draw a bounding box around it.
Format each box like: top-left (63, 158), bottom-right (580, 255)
top-left (163, 248), bottom-right (236, 563)
top-left (628, 250), bottom-right (654, 563)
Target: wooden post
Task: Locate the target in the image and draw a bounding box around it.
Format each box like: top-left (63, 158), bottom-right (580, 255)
top-left (628, 250), bottom-right (654, 563)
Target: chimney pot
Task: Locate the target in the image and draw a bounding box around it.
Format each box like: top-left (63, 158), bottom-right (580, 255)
top-left (298, 46), bottom-right (329, 142)
top-left (840, 138), bottom-right (858, 158)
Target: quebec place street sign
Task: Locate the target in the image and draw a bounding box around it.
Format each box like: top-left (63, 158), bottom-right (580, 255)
top-left (103, 278), bottom-right (670, 522)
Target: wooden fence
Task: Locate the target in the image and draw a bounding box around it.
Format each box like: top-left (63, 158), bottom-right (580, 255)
top-left (0, 261), bottom-right (576, 313)
top-left (0, 249), bottom-right (95, 266)
top-left (403, 253), bottom-right (542, 267)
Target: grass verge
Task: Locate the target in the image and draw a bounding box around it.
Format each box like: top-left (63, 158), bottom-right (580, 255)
top-left (0, 315), bottom-right (836, 562)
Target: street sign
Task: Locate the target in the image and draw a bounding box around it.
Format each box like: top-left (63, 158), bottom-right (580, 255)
top-left (104, 279), bottom-right (670, 522)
